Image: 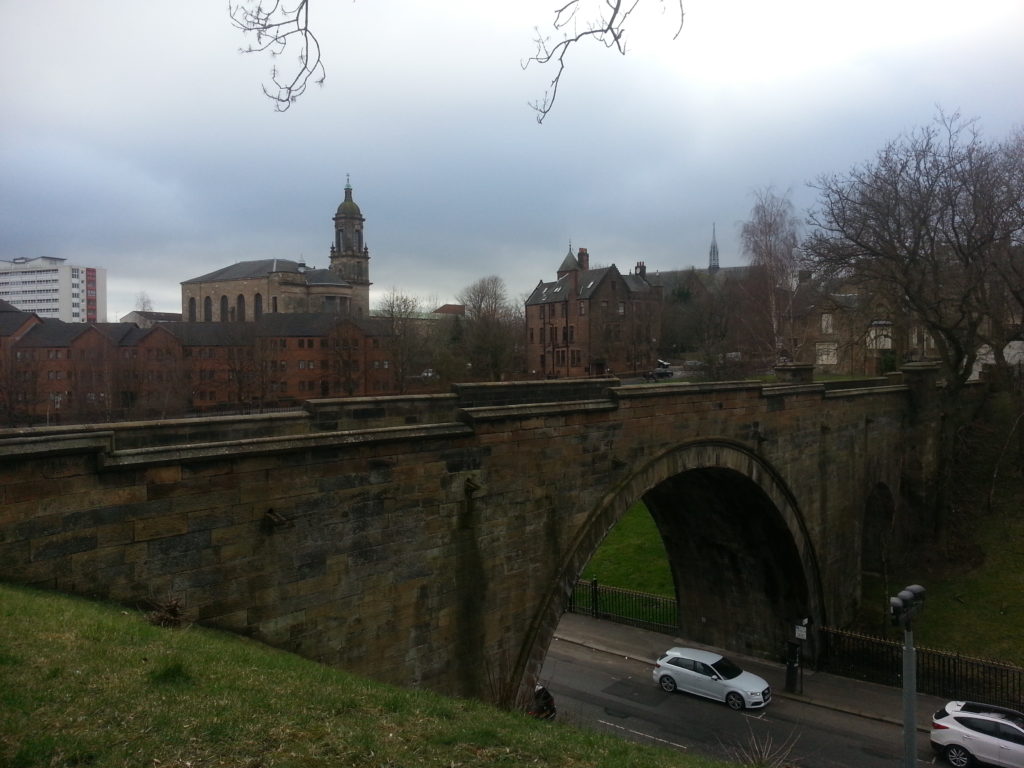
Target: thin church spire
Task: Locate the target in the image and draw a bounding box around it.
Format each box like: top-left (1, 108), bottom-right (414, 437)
top-left (708, 223), bottom-right (720, 272)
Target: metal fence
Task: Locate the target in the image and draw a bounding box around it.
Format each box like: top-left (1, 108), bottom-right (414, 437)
top-left (565, 582), bottom-right (1023, 710)
top-left (820, 626), bottom-right (1024, 710)
top-left (567, 579), bottom-right (677, 634)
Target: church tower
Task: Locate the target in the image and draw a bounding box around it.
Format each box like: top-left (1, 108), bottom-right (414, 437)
top-left (329, 176), bottom-right (371, 316)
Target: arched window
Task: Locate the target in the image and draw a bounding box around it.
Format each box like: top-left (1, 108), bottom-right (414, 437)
top-left (220, 295), bottom-right (229, 322)
top-left (236, 294), bottom-right (246, 322)
top-left (254, 293), bottom-right (263, 319)
top-left (188, 297), bottom-right (196, 322)
top-left (203, 296), bottom-right (212, 322)
top-left (271, 296), bottom-right (278, 313)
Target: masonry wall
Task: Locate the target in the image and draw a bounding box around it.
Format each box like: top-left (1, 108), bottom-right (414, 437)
top-left (0, 370), bottom-right (948, 703)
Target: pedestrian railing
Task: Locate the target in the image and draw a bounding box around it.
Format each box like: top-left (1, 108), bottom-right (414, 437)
top-left (820, 626), bottom-right (1024, 710)
top-left (567, 579), bottom-right (677, 634)
top-left (565, 582), bottom-right (1024, 710)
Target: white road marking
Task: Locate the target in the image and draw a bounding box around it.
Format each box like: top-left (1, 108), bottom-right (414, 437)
top-left (597, 719), bottom-right (689, 750)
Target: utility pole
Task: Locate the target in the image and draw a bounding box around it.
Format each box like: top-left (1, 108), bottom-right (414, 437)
top-left (889, 584), bottom-right (926, 768)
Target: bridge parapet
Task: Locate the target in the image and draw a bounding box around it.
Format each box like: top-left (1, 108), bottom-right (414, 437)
top-left (451, 378), bottom-right (620, 408)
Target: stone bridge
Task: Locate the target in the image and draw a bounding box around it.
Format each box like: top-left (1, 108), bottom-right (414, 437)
top-left (0, 364), bottom-right (949, 704)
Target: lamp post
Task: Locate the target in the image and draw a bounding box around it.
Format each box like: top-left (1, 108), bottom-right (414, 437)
top-left (890, 584), bottom-right (926, 768)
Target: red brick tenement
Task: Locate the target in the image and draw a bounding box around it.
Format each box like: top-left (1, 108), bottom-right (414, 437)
top-left (0, 367), bottom-right (951, 705)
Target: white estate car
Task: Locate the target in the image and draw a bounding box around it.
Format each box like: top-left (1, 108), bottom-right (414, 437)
top-left (652, 647), bottom-right (772, 711)
top-left (931, 701), bottom-right (1024, 767)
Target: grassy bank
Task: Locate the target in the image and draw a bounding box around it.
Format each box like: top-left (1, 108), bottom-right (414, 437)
top-left (0, 583), bottom-right (727, 768)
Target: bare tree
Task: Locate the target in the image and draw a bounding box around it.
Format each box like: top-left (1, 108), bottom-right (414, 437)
top-left (457, 276), bottom-right (521, 381)
top-left (803, 110), bottom-right (1024, 531)
top-left (374, 287), bottom-right (426, 394)
top-left (804, 111), bottom-right (1023, 398)
top-left (229, 1), bottom-right (684, 120)
top-left (523, 0), bottom-right (685, 123)
top-left (229, 0), bottom-right (324, 111)
top-left (135, 291), bottom-right (154, 312)
top-left (741, 187), bottom-right (800, 363)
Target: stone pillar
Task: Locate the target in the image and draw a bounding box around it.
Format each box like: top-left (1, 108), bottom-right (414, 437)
top-left (899, 362), bottom-right (942, 420)
top-left (773, 363), bottom-right (815, 384)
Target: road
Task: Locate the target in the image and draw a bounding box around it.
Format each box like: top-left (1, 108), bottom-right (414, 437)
top-left (541, 637), bottom-right (938, 767)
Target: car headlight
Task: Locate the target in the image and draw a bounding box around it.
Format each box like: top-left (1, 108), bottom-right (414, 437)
top-left (748, 691), bottom-right (761, 698)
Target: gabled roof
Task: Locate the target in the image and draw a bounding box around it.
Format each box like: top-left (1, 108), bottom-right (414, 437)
top-left (15, 319), bottom-right (91, 347)
top-left (526, 266), bottom-right (622, 306)
top-left (0, 305), bottom-right (38, 337)
top-left (91, 323), bottom-right (139, 345)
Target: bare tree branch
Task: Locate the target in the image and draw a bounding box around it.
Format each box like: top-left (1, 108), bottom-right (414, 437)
top-left (229, 0), bottom-right (324, 112)
top-left (229, 1), bottom-right (684, 120)
top-left (523, 0), bottom-right (685, 123)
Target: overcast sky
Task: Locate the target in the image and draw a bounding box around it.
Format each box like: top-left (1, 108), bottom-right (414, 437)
top-left (2, 1), bottom-right (1022, 320)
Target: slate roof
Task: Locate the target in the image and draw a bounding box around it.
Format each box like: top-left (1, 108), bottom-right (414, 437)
top-left (0, 304), bottom-right (36, 336)
top-left (122, 311), bottom-right (182, 323)
top-left (15, 319), bottom-right (91, 347)
top-left (525, 267), bottom-right (619, 306)
top-left (91, 323), bottom-right (140, 345)
top-left (182, 260), bottom-right (349, 287)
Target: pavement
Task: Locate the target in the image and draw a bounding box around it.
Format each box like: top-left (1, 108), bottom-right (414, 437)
top-left (552, 612), bottom-right (949, 734)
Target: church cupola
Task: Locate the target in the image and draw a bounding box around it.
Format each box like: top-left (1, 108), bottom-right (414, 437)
top-left (333, 176), bottom-right (365, 256)
top-left (329, 175), bottom-right (371, 316)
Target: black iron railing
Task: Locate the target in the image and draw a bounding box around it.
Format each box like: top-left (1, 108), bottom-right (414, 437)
top-left (566, 579), bottom-right (677, 633)
top-left (820, 626), bottom-right (1024, 710)
top-left (565, 582), bottom-right (1024, 710)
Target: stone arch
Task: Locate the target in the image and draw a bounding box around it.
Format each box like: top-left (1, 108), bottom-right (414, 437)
top-left (236, 294), bottom-right (246, 322)
top-left (203, 296), bottom-right (212, 322)
top-left (219, 295), bottom-right (229, 322)
top-left (514, 439), bottom-right (825, 698)
top-left (188, 297), bottom-right (196, 322)
top-left (254, 293), bottom-right (263, 319)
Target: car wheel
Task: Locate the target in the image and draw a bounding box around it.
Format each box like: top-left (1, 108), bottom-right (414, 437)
top-left (943, 744), bottom-right (973, 768)
top-left (658, 675), bottom-right (677, 693)
top-left (725, 692), bottom-right (745, 711)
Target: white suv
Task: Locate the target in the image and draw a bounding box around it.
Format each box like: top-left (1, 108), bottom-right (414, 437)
top-left (930, 701), bottom-right (1024, 767)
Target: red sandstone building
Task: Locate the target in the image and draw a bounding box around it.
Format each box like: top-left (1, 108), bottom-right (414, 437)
top-left (525, 247), bottom-right (662, 378)
top-left (0, 302), bottom-right (403, 425)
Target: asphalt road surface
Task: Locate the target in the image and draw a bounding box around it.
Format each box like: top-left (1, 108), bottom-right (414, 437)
top-left (541, 637), bottom-right (938, 767)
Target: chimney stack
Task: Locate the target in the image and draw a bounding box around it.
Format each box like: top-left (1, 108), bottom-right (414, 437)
top-left (636, 261), bottom-right (646, 278)
top-left (577, 247), bottom-right (589, 270)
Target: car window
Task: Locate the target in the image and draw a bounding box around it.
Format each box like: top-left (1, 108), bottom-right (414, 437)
top-left (957, 717), bottom-right (999, 736)
top-left (670, 658), bottom-right (695, 671)
top-left (711, 657), bottom-right (743, 680)
top-left (695, 662), bottom-right (717, 678)
top-left (996, 723), bottom-right (1024, 745)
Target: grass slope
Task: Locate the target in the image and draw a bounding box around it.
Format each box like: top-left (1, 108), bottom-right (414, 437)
top-left (0, 584), bottom-right (727, 768)
top-left (582, 502), bottom-right (675, 597)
